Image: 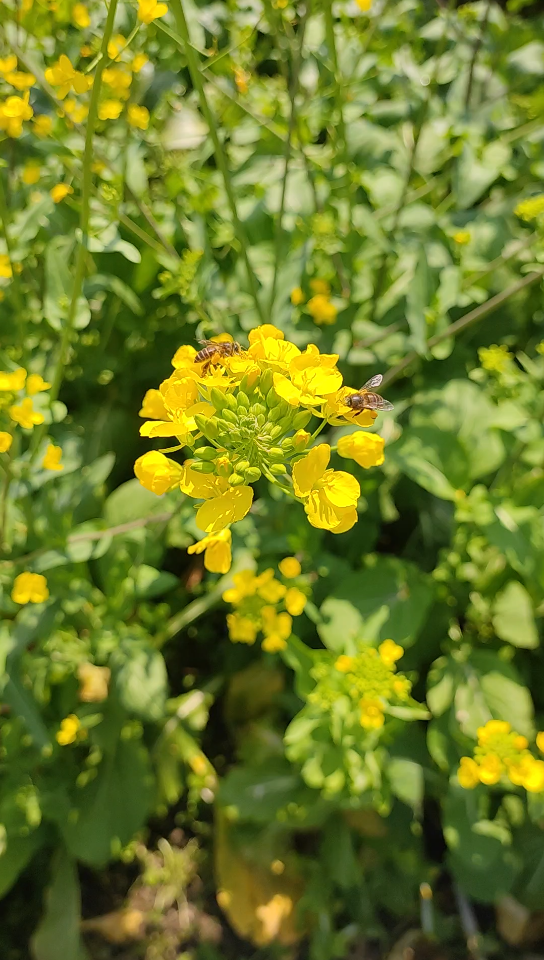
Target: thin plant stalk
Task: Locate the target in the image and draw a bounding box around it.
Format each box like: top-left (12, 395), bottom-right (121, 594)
top-left (464, 0), bottom-right (492, 112)
top-left (169, 0), bottom-right (266, 325)
top-left (0, 172), bottom-right (24, 322)
top-left (323, 0), bottom-right (348, 169)
top-left (268, 0), bottom-right (311, 318)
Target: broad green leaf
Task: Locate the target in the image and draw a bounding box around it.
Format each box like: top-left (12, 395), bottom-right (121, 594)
top-left (387, 758), bottom-right (424, 811)
top-left (104, 478), bottom-right (172, 525)
top-left (492, 581), bottom-right (539, 649)
top-left (30, 849), bottom-right (81, 960)
top-left (113, 640), bottom-right (168, 721)
top-left (134, 564), bottom-right (178, 599)
top-left (405, 246), bottom-right (432, 355)
top-left (0, 831), bottom-right (43, 899)
top-left (44, 237), bottom-right (91, 331)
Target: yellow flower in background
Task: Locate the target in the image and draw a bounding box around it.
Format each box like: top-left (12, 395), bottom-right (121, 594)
top-left (103, 67), bottom-right (132, 99)
top-left (360, 697), bottom-right (384, 730)
top-left (536, 732), bottom-right (544, 753)
top-left (137, 0), bottom-right (168, 23)
top-left (187, 528), bottom-right (232, 574)
top-left (80, 44), bottom-right (92, 57)
top-left (12, 572), bottom-right (49, 604)
top-left (5, 71), bottom-right (36, 91)
top-left (0, 432), bottom-right (13, 453)
top-left (273, 346), bottom-right (342, 407)
top-left (337, 431), bottom-right (385, 469)
top-left (290, 286), bottom-right (304, 306)
top-left (293, 443), bottom-right (360, 532)
top-left (128, 104), bottom-right (150, 129)
top-left (0, 367), bottom-right (26, 390)
top-left (98, 99), bottom-right (123, 121)
top-left (0, 56), bottom-right (17, 76)
top-left (356, 0), bottom-right (372, 9)
top-left (22, 161), bottom-right (41, 185)
top-left (515, 195), bottom-right (544, 221)
top-left (234, 67), bottom-right (250, 94)
top-left (478, 753), bottom-right (503, 785)
top-left (378, 639), bottom-right (403, 667)
top-left (284, 587), bottom-right (306, 616)
top-left (139, 388), bottom-right (169, 420)
top-left (0, 254), bottom-right (12, 279)
top-left (33, 114), bottom-right (53, 137)
top-left (134, 451), bottom-right (182, 494)
top-left (196, 485), bottom-right (254, 533)
top-left (107, 34), bottom-right (126, 60)
top-left (278, 557), bottom-right (301, 579)
top-left (261, 606), bottom-right (292, 652)
top-left (9, 397), bottom-right (44, 429)
top-left (520, 758), bottom-right (544, 793)
top-left (26, 374), bottom-right (51, 395)
top-left (307, 294), bottom-right (337, 326)
top-left (56, 714), bottom-right (81, 745)
top-left (0, 93), bottom-right (33, 137)
top-left (309, 279), bottom-right (330, 296)
top-left (457, 756), bottom-right (480, 789)
top-left (132, 53), bottom-right (149, 73)
top-left (478, 344), bottom-right (512, 374)
top-left (453, 230), bottom-right (471, 245)
top-left (42, 443), bottom-right (63, 471)
top-left (50, 183), bottom-right (74, 203)
top-left (45, 55), bottom-right (92, 99)
top-left (78, 663), bottom-right (110, 702)
top-left (227, 612), bottom-right (258, 644)
top-left (335, 655), bottom-right (355, 673)
top-left (72, 2), bottom-right (90, 27)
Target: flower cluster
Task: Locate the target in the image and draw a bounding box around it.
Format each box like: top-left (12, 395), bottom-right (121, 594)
top-left (290, 280), bottom-right (338, 326)
top-left (0, 57), bottom-right (35, 138)
top-left (458, 721), bottom-right (544, 794)
top-left (135, 327), bottom-right (388, 573)
top-left (515, 195), bottom-right (544, 222)
top-left (308, 640), bottom-right (411, 731)
top-left (478, 344), bottom-right (513, 374)
top-left (0, 367), bottom-right (63, 470)
top-left (44, 51), bottom-right (150, 130)
top-left (222, 558), bottom-right (308, 652)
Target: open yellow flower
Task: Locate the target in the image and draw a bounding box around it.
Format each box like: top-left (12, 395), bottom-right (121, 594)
top-left (0, 255), bottom-right (12, 279)
top-left (227, 612), bottom-right (258, 644)
top-left (337, 431), bottom-right (385, 469)
top-left (72, 3), bottom-right (90, 27)
top-left (134, 451), bottom-right (182, 494)
top-left (139, 401), bottom-right (213, 440)
top-left (0, 367), bottom-right (26, 391)
top-left (248, 334), bottom-right (300, 372)
top-left (78, 663), bottom-right (110, 702)
top-left (0, 93), bottom-right (33, 137)
top-left (378, 639), bottom-right (403, 667)
top-left (26, 374), bottom-right (50, 395)
top-left (307, 294), bottom-right (337, 326)
top-left (137, 0), bottom-right (168, 23)
top-left (139, 389), bottom-right (169, 420)
top-left (42, 443), bottom-right (63, 471)
top-left (98, 99), bottom-right (123, 121)
top-left (457, 757), bottom-right (479, 789)
top-left (187, 528), bottom-right (232, 574)
top-left (50, 183), bottom-right (73, 203)
top-left (44, 55), bottom-right (92, 99)
top-left (273, 345), bottom-right (342, 407)
top-left (12, 572), bottom-right (49, 604)
top-left (0, 56), bottom-right (17, 76)
top-left (0, 432), bottom-right (13, 453)
top-left (292, 443), bottom-right (360, 532)
top-left (360, 697), bottom-right (384, 730)
top-left (261, 606), bottom-right (292, 652)
top-left (290, 287), bottom-right (304, 306)
top-left (128, 104), bottom-right (149, 129)
top-left (33, 114), bottom-right (53, 137)
top-left (9, 397), bottom-right (44, 429)
top-left (171, 344), bottom-right (197, 369)
top-left (5, 71), bottom-right (36, 91)
top-left (196, 486), bottom-right (253, 533)
top-left (56, 714), bottom-right (81, 745)
top-left (320, 387), bottom-right (377, 427)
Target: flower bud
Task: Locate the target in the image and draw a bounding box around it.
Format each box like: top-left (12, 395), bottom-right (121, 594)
top-left (244, 466), bottom-right (261, 482)
top-left (270, 424), bottom-right (283, 439)
top-left (224, 393), bottom-right (237, 411)
top-left (260, 369), bottom-right (274, 395)
top-left (266, 387), bottom-right (281, 408)
top-left (282, 438), bottom-right (294, 452)
top-left (270, 463), bottom-right (287, 475)
top-left (216, 456), bottom-right (232, 477)
top-left (210, 388), bottom-right (228, 411)
top-left (194, 446), bottom-right (217, 461)
top-left (228, 473), bottom-right (245, 486)
top-left (268, 447), bottom-right (284, 461)
top-left (256, 414), bottom-right (266, 428)
top-left (239, 374), bottom-right (256, 396)
top-left (292, 410), bottom-right (312, 430)
top-left (269, 405), bottom-right (284, 423)
top-left (222, 409), bottom-right (238, 425)
top-left (293, 429), bottom-right (310, 450)
top-left (276, 415), bottom-right (294, 433)
top-left (250, 403), bottom-right (267, 417)
top-left (237, 391), bottom-right (250, 409)
top-left (236, 459), bottom-right (251, 472)
top-left (190, 461), bottom-right (216, 474)
top-left (194, 415), bottom-right (218, 439)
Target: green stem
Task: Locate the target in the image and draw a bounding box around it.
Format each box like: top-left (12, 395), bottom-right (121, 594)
top-left (0, 172), bottom-right (24, 325)
top-left (169, 0), bottom-right (266, 324)
top-left (268, 0), bottom-right (311, 318)
top-left (323, 0), bottom-right (347, 169)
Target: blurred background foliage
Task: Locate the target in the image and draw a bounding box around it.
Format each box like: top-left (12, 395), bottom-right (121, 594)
top-left (2, 0), bottom-right (544, 956)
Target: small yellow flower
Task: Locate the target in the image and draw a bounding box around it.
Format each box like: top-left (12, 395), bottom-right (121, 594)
top-left (44, 55), bottom-right (92, 99)
top-left (42, 443), bottom-right (63, 471)
top-left (458, 756), bottom-right (480, 789)
top-left (0, 254), bottom-right (12, 279)
top-left (378, 639), bottom-right (404, 667)
top-left (227, 612), bottom-right (258, 644)
top-left (478, 753), bottom-right (503, 785)
top-left (33, 114), bottom-right (53, 137)
top-left (307, 294), bottom-right (337, 326)
top-left (107, 34), bottom-right (126, 60)
top-left (134, 450), bottom-right (182, 495)
top-left (356, 0), bottom-right (372, 9)
top-left (292, 443), bottom-right (360, 533)
top-left (98, 99), bottom-right (123, 121)
top-left (78, 662), bottom-right (110, 702)
top-left (515, 195), bottom-right (544, 222)
top-left (9, 397), bottom-right (44, 429)
top-left (335, 655), bottom-right (355, 673)
top-left (0, 56), bottom-right (18, 76)
top-left (0, 93), bottom-right (33, 137)
top-left (12, 572), bottom-right (49, 604)
top-left (478, 344), bottom-right (512, 374)
top-left (273, 345), bottom-right (342, 407)
top-left (196, 486), bottom-right (254, 534)
top-left (139, 388), bottom-right (169, 420)
top-left (137, 0), bottom-right (168, 23)
top-left (360, 697), bottom-right (384, 730)
top-left (80, 44), bottom-right (92, 57)
top-left (56, 714), bottom-right (81, 745)
top-left (284, 587), bottom-right (307, 616)
top-left (72, 3), bottom-right (90, 27)
top-left (5, 71), bottom-right (36, 91)
top-left (536, 732), bottom-right (544, 754)
top-left (127, 104), bottom-right (149, 130)
top-left (50, 183), bottom-right (74, 203)
top-left (26, 374), bottom-right (51, 395)
top-left (234, 66), bottom-right (250, 94)
top-left (0, 367), bottom-right (26, 391)
top-left (337, 431), bottom-right (385, 469)
top-left (132, 53), bottom-right (149, 73)
top-left (290, 286), bottom-right (304, 306)
top-left (521, 758), bottom-right (544, 793)
top-left (477, 720), bottom-right (511, 745)
top-left (22, 161), bottom-right (41, 185)
top-left (309, 279), bottom-right (330, 296)
top-left (187, 528), bottom-right (232, 574)
top-left (453, 230), bottom-right (471, 245)
top-left (261, 606), bottom-right (292, 652)
top-left (0, 432), bottom-right (13, 453)
top-left (278, 557), bottom-right (301, 579)
top-left (103, 66), bottom-right (132, 99)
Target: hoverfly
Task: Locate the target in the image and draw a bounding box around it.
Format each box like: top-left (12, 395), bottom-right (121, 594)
top-left (194, 339), bottom-right (243, 375)
top-left (344, 374), bottom-right (394, 415)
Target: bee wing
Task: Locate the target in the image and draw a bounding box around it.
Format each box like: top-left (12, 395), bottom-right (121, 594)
top-left (197, 339), bottom-right (217, 347)
top-left (361, 374), bottom-right (383, 391)
top-left (370, 396), bottom-right (394, 411)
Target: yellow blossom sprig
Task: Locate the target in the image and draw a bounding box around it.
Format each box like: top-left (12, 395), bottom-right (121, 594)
top-left (458, 720), bottom-right (544, 794)
top-left (222, 559), bottom-right (309, 652)
top-left (134, 326), bottom-right (390, 573)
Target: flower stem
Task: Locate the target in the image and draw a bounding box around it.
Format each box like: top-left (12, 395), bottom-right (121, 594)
top-left (169, 0), bottom-right (266, 325)
top-left (0, 171), bottom-right (24, 329)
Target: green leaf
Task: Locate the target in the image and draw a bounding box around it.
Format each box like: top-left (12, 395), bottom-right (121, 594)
top-left (44, 237), bottom-right (91, 331)
top-left (84, 274), bottom-right (143, 315)
top-left (492, 581), bottom-right (539, 649)
top-left (104, 478), bottom-right (171, 525)
top-left (3, 677), bottom-right (51, 749)
top-left (31, 849), bottom-right (81, 960)
top-left (113, 640), bottom-right (168, 721)
top-left (0, 831), bottom-right (44, 900)
top-left (405, 246), bottom-right (432, 355)
top-left (134, 564), bottom-right (178, 599)
top-left (387, 758), bottom-right (424, 811)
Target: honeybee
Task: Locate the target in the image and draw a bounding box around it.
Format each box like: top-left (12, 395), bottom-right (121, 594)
top-left (344, 374), bottom-right (394, 415)
top-left (195, 339), bottom-right (243, 374)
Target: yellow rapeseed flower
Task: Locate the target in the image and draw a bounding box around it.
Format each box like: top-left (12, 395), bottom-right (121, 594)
top-left (98, 99), bottom-right (123, 120)
top-left (227, 612), bottom-right (258, 644)
top-left (457, 756), bottom-right (480, 789)
top-left (72, 3), bottom-right (90, 27)
top-left (103, 66), bottom-right (132, 99)
top-left (132, 53), bottom-right (149, 73)
top-left (0, 432), bottom-right (13, 453)
top-left (187, 528), bottom-right (232, 574)
top-left (536, 732), bottom-right (544, 754)
top-left (137, 0), bottom-right (168, 23)
top-left (33, 114), bottom-right (53, 137)
top-left (42, 443), bottom-right (63, 471)
top-left (22, 161), bottom-right (41, 185)
top-left (9, 397), bottom-right (44, 429)
top-left (5, 71), bottom-right (36, 91)
top-left (12, 572), bottom-right (49, 604)
top-left (0, 56), bottom-right (17, 76)
top-left (356, 0), bottom-right (372, 12)
top-left (278, 557), bottom-right (301, 579)
top-left (337, 431), bottom-right (385, 469)
top-left (515, 195), bottom-right (544, 221)
top-left (0, 367), bottom-right (26, 391)
top-left (307, 294), bottom-right (337, 326)
top-left (378, 639), bottom-right (403, 667)
top-left (261, 606), bottom-right (292, 652)
top-left (292, 443), bottom-right (360, 532)
top-left (360, 697), bottom-right (384, 730)
top-left (310, 279), bottom-right (330, 295)
top-left (320, 387), bottom-right (377, 427)
top-left (335, 655), bottom-right (355, 673)
top-left (273, 345), bottom-right (342, 407)
top-left (107, 35), bottom-right (126, 60)
top-left (26, 374), bottom-right (51, 394)
top-left (0, 254), bottom-right (12, 279)
top-left (128, 104), bottom-right (150, 129)
top-left (453, 230), bottom-right (471, 245)
top-left (478, 344), bottom-right (512, 374)
top-left (0, 93), bottom-right (33, 137)
top-left (195, 485), bottom-right (254, 534)
top-left (56, 714), bottom-right (81, 745)
top-left (44, 55), bottom-right (92, 99)
top-left (134, 450), bottom-right (182, 494)
top-left (290, 286), bottom-right (304, 306)
top-left (50, 183), bottom-right (74, 203)
top-left (78, 663), bottom-right (110, 702)
top-left (139, 388), bottom-right (169, 420)
top-left (284, 587), bottom-right (307, 616)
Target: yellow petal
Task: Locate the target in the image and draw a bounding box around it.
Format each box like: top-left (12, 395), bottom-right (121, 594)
top-left (196, 486), bottom-right (254, 533)
top-left (292, 444), bottom-right (330, 498)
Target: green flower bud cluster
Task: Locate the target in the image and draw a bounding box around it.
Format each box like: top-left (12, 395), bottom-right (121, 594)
top-left (191, 369), bottom-right (312, 488)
